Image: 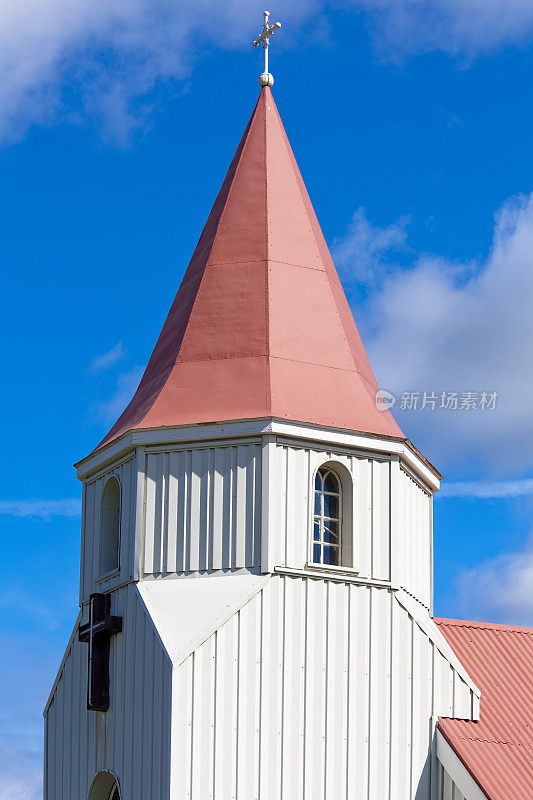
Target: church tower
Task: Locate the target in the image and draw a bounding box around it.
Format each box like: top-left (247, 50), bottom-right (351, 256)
top-left (44, 72), bottom-right (481, 800)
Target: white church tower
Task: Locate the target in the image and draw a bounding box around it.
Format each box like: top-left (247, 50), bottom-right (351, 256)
top-left (44, 77), bottom-right (482, 800)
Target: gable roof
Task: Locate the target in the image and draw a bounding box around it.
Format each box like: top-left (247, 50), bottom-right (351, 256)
top-left (436, 617), bottom-right (533, 800)
top-left (97, 87), bottom-right (403, 451)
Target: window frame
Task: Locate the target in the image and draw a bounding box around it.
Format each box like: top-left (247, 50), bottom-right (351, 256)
top-left (307, 459), bottom-right (357, 573)
top-left (108, 785), bottom-right (120, 800)
top-left (98, 474), bottom-right (122, 580)
top-left (311, 466), bottom-right (343, 567)
top-left (87, 771), bottom-right (120, 800)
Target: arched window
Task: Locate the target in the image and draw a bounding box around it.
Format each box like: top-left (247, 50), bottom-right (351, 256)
top-left (313, 467), bottom-right (341, 566)
top-left (99, 476), bottom-right (121, 576)
top-left (87, 771), bottom-right (120, 800)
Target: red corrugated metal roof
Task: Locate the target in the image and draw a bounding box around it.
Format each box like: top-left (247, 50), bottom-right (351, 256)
top-left (96, 86), bottom-right (403, 451)
top-left (436, 617), bottom-right (533, 800)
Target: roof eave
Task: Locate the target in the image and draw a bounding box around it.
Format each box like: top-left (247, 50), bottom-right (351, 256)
top-left (75, 417), bottom-right (441, 490)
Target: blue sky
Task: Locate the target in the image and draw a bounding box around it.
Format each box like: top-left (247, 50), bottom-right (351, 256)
top-left (1, 2), bottom-right (533, 797)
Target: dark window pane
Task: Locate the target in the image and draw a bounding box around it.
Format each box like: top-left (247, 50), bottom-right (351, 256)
top-left (313, 543), bottom-right (321, 563)
top-left (315, 471), bottom-right (323, 491)
top-left (323, 520), bottom-right (338, 543)
top-left (323, 493), bottom-right (339, 519)
top-left (313, 520), bottom-right (321, 542)
top-left (324, 472), bottom-right (339, 493)
top-left (314, 490), bottom-right (322, 515)
top-left (323, 545), bottom-right (339, 566)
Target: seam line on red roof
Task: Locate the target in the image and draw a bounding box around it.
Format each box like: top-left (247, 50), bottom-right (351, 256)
top-left (443, 731), bottom-right (531, 747)
top-left (203, 258), bottom-right (269, 266)
top-left (271, 105), bottom-right (385, 410)
top-left (167, 353), bottom-right (375, 370)
top-left (203, 258), bottom-right (332, 271)
top-left (177, 94), bottom-right (262, 360)
top-left (274, 94), bottom-right (387, 411)
top-left (263, 89), bottom-right (271, 416)
top-left (94, 91), bottom-right (261, 452)
top-left (174, 354), bottom-right (268, 364)
top-left (270, 355), bottom-right (379, 376)
top-left (271, 99), bottom-right (321, 268)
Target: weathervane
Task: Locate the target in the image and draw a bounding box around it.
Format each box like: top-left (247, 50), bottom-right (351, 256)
top-left (253, 11), bottom-right (282, 87)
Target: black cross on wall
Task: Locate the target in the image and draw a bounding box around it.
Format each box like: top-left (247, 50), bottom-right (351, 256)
top-left (79, 593), bottom-right (122, 712)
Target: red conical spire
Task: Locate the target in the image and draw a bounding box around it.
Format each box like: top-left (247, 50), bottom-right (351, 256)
top-left (98, 88), bottom-right (403, 450)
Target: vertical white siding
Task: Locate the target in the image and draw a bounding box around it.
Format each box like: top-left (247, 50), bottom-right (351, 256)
top-left (81, 458), bottom-right (135, 602)
top-left (44, 584), bottom-right (172, 800)
top-left (438, 763), bottom-right (467, 800)
top-left (271, 443), bottom-right (433, 608)
top-left (353, 455), bottom-right (373, 576)
top-left (80, 439), bottom-right (432, 604)
top-left (170, 574), bottom-right (477, 800)
top-left (398, 468), bottom-right (433, 609)
top-left (372, 459), bottom-right (391, 580)
top-left (274, 444), bottom-right (392, 580)
top-left (143, 443), bottom-right (262, 575)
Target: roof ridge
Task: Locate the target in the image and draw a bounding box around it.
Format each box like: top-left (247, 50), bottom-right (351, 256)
top-left (435, 617), bottom-right (533, 634)
top-left (178, 91), bottom-right (264, 358)
top-left (439, 725), bottom-right (533, 749)
top-left (263, 87), bottom-right (271, 416)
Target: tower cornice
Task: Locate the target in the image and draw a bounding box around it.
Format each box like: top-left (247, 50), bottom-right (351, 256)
top-left (75, 417), bottom-right (441, 490)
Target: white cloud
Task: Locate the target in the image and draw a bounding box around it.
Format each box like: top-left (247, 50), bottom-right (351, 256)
top-left (352, 193), bottom-right (533, 473)
top-left (354, 0), bottom-right (533, 58)
top-left (439, 478), bottom-right (533, 498)
top-left (89, 341), bottom-right (126, 374)
top-left (0, 0), bottom-right (317, 144)
top-left (0, 752), bottom-right (42, 800)
top-left (1, 1), bottom-right (533, 144)
top-left (90, 364), bottom-right (144, 425)
top-left (0, 498), bottom-right (80, 518)
top-left (333, 207), bottom-right (410, 285)
top-left (452, 537), bottom-right (533, 626)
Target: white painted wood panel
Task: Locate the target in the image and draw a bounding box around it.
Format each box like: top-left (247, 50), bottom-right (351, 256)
top-left (80, 438), bottom-right (432, 609)
top-left (354, 455), bottom-right (372, 576)
top-left (397, 467), bottom-right (433, 609)
top-left (44, 584), bottom-right (172, 800)
top-left (143, 443), bottom-right (262, 575)
top-left (436, 729), bottom-right (489, 800)
top-left (169, 574), bottom-right (478, 800)
top-left (274, 444), bottom-right (393, 582)
top-left (440, 766), bottom-right (466, 800)
top-left (47, 570), bottom-right (477, 800)
top-left (80, 457), bottom-right (135, 602)
top-left (372, 459), bottom-right (391, 580)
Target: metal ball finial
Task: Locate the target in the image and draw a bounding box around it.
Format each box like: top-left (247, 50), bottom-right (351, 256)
top-left (259, 72), bottom-right (274, 87)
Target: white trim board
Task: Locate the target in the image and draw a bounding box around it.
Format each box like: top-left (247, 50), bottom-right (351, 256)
top-left (43, 611), bottom-right (82, 717)
top-left (76, 418), bottom-right (441, 491)
top-left (436, 728), bottom-right (489, 800)
top-left (275, 564), bottom-right (396, 589)
top-left (396, 589), bottom-right (481, 711)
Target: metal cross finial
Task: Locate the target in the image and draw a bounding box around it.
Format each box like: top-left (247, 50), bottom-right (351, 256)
top-left (253, 10), bottom-right (282, 88)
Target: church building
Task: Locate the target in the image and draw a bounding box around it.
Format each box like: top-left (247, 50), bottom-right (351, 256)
top-left (43, 37), bottom-right (533, 800)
